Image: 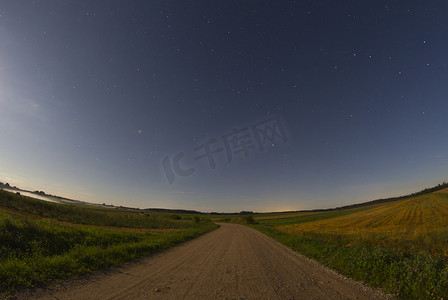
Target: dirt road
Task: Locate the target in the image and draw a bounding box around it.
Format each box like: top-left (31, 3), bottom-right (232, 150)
top-left (28, 223), bottom-right (387, 300)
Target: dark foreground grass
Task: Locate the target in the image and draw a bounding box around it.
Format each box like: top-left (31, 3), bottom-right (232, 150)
top-left (0, 211), bottom-right (216, 296)
top-left (251, 224), bottom-right (448, 299)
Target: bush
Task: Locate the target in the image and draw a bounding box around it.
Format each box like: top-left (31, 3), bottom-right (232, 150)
top-left (244, 215), bottom-right (257, 224)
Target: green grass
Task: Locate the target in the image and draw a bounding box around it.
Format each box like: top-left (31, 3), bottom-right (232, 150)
top-left (0, 189), bottom-right (197, 229)
top-left (250, 192), bottom-right (448, 299)
top-left (0, 190), bottom-right (217, 296)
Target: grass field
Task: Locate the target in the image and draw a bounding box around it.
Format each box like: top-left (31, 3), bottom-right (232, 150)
top-left (0, 189), bottom-right (217, 297)
top-left (279, 193), bottom-right (448, 255)
top-left (250, 188), bottom-right (448, 299)
top-left (0, 189), bottom-right (201, 229)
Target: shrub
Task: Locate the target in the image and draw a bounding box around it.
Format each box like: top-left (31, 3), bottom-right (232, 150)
top-left (244, 215), bottom-right (257, 224)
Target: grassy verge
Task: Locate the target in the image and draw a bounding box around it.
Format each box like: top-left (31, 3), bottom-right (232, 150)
top-left (0, 191), bottom-right (217, 297)
top-left (251, 224), bottom-right (448, 299)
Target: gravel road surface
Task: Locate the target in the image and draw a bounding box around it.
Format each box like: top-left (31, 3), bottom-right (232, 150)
top-left (26, 223), bottom-right (388, 300)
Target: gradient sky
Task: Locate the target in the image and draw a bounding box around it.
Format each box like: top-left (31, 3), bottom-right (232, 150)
top-left (1, 1), bottom-right (447, 212)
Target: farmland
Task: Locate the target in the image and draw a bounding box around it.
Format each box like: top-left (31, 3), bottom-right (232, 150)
top-left (0, 189), bottom-right (217, 297)
top-left (2, 185), bottom-right (448, 299)
top-left (279, 193), bottom-right (448, 255)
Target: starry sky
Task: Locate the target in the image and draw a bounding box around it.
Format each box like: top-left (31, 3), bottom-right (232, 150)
top-left (1, 1), bottom-right (447, 212)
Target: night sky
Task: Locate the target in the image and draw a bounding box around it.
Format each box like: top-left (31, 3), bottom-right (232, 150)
top-left (1, 1), bottom-right (447, 212)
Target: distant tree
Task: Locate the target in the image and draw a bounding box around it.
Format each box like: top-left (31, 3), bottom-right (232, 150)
top-left (239, 211), bottom-right (254, 215)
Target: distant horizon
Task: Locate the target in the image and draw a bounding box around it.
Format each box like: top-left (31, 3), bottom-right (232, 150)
top-left (2, 178), bottom-right (446, 214)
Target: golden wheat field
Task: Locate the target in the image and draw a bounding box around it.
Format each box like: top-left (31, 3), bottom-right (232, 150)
top-left (277, 192), bottom-right (448, 254)
top-left (435, 187), bottom-right (448, 194)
